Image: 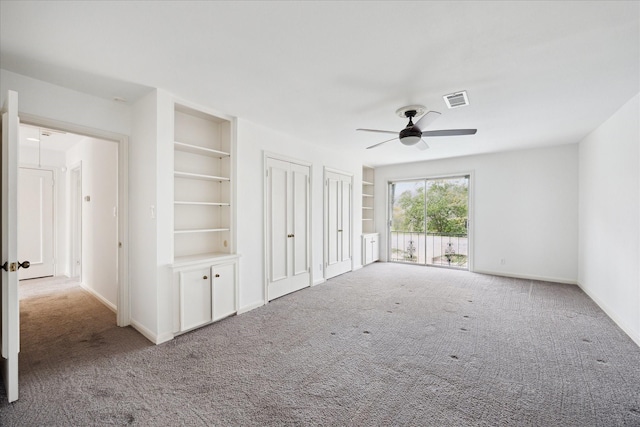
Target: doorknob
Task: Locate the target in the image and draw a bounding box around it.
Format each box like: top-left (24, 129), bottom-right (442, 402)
top-left (287, 234), bottom-right (295, 238)
top-left (1, 261), bottom-right (29, 272)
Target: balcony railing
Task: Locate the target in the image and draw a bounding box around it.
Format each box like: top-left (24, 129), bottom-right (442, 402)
top-left (390, 231), bottom-right (468, 269)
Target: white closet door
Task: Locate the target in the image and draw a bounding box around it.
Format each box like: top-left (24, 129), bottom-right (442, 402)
top-left (266, 157), bottom-right (310, 301)
top-left (325, 170), bottom-right (352, 279)
top-left (18, 168), bottom-right (54, 280)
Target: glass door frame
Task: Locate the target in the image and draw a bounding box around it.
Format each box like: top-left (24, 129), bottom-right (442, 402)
top-left (386, 172), bottom-right (474, 271)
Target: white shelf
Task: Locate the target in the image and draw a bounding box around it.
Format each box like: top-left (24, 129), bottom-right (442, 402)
top-left (175, 201), bottom-right (230, 206)
top-left (174, 228), bottom-right (230, 234)
top-left (362, 219), bottom-right (374, 221)
top-left (363, 180), bottom-right (374, 185)
top-left (363, 193), bottom-right (374, 198)
top-left (362, 207), bottom-right (374, 210)
top-left (174, 171), bottom-right (230, 182)
top-left (174, 141), bottom-right (230, 158)
top-left (172, 252), bottom-right (239, 268)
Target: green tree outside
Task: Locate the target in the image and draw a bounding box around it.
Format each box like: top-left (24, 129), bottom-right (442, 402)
top-left (393, 180), bottom-right (468, 234)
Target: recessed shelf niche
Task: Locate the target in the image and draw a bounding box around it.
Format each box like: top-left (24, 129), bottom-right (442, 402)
top-left (173, 103), bottom-right (233, 263)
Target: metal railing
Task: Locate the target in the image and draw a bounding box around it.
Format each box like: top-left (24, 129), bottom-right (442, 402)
top-left (389, 231), bottom-right (468, 269)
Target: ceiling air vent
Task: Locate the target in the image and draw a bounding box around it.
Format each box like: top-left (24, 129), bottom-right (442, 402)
top-left (443, 91), bottom-right (469, 109)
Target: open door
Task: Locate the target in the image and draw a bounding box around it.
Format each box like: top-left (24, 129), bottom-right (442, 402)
top-left (1, 90), bottom-right (27, 402)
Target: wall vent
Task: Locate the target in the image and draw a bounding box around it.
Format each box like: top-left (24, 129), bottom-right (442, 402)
top-left (443, 91), bottom-right (469, 109)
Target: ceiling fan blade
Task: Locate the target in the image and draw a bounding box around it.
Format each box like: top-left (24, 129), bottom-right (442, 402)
top-left (366, 136), bottom-right (398, 149)
top-left (357, 128), bottom-right (398, 135)
top-left (422, 129), bottom-right (477, 137)
top-left (415, 140), bottom-right (429, 151)
top-left (414, 111), bottom-right (441, 130)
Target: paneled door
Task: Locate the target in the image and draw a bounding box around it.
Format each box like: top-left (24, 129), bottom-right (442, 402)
top-left (325, 169), bottom-right (352, 279)
top-left (1, 90), bottom-right (24, 402)
top-left (266, 157), bottom-right (310, 301)
top-left (18, 168), bottom-right (54, 280)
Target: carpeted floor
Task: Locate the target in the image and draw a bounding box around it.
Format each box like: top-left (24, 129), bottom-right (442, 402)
top-left (1, 263), bottom-right (639, 426)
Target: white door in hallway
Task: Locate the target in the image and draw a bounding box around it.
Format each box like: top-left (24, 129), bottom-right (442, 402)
top-left (18, 168), bottom-right (54, 280)
top-left (325, 170), bottom-right (352, 279)
top-left (266, 157), bottom-right (311, 301)
top-left (1, 90), bottom-right (22, 402)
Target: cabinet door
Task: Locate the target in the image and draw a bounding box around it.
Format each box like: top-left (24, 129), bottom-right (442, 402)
top-left (363, 235), bottom-right (372, 265)
top-left (179, 268), bottom-right (212, 331)
top-left (371, 234), bottom-right (379, 262)
top-left (212, 263), bottom-right (236, 321)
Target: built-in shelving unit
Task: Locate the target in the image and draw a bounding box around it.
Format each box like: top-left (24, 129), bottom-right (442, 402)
top-left (173, 103), bottom-right (233, 265)
top-left (362, 165), bottom-right (375, 233)
top-left (170, 101), bottom-right (239, 337)
top-left (362, 165), bottom-right (379, 265)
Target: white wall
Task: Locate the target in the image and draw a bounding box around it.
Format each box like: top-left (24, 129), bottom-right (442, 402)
top-left (236, 118), bottom-right (363, 311)
top-left (578, 93), bottom-right (639, 346)
top-left (66, 138), bottom-right (119, 308)
top-left (129, 90), bottom-right (161, 340)
top-left (375, 144), bottom-right (579, 283)
top-left (1, 69), bottom-right (131, 136)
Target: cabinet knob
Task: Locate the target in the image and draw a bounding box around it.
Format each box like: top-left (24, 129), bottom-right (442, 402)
top-left (203, 275), bottom-right (208, 280)
top-left (215, 274), bottom-right (220, 278)
top-left (287, 234), bottom-right (295, 238)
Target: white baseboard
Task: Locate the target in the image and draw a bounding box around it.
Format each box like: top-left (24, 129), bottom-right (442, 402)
top-left (238, 301), bottom-right (264, 314)
top-left (353, 265), bottom-right (363, 271)
top-left (312, 278), bottom-right (326, 286)
top-left (473, 269), bottom-right (577, 285)
top-left (80, 283), bottom-right (117, 312)
top-left (577, 282), bottom-right (640, 348)
top-left (129, 319), bottom-right (173, 345)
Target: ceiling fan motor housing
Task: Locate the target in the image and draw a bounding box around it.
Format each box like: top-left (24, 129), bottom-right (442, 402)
top-left (399, 110), bottom-right (422, 145)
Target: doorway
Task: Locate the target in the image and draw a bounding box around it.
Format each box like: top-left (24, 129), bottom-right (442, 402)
top-left (389, 175), bottom-right (470, 269)
top-left (17, 120), bottom-right (128, 323)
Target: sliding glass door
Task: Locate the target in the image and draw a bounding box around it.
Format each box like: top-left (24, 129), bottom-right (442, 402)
top-left (389, 176), bottom-right (469, 269)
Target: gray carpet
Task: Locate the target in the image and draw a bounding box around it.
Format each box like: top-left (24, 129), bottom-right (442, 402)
top-left (1, 264), bottom-right (639, 426)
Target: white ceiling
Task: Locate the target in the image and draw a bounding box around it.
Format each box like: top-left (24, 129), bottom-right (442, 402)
top-left (1, 1), bottom-right (638, 166)
top-left (19, 124), bottom-right (85, 152)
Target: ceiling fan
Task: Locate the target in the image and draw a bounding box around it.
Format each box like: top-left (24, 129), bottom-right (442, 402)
top-left (358, 105), bottom-right (477, 150)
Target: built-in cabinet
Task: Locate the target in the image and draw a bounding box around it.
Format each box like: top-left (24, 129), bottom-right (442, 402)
top-left (362, 233), bottom-right (379, 265)
top-left (170, 101), bottom-right (238, 335)
top-left (362, 165), bottom-right (379, 265)
top-left (172, 257), bottom-right (237, 334)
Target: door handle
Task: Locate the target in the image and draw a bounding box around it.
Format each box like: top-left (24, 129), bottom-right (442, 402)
top-left (287, 234), bottom-right (295, 238)
top-left (215, 274), bottom-right (220, 278)
top-left (1, 261), bottom-right (29, 272)
top-left (338, 230), bottom-right (343, 232)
